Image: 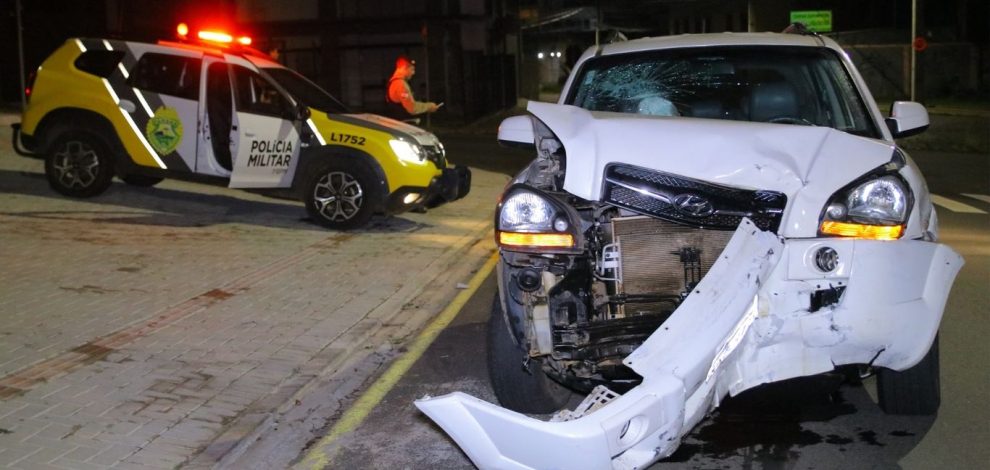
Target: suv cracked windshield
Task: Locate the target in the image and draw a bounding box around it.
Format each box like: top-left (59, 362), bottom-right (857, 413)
top-left (568, 46), bottom-right (879, 137)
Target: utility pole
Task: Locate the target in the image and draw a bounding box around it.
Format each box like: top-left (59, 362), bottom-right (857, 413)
top-left (17, 0), bottom-right (27, 110)
top-left (908, 0), bottom-right (918, 101)
top-left (595, 0), bottom-right (601, 46)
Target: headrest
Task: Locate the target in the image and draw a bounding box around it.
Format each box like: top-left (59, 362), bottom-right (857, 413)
top-left (748, 82), bottom-right (799, 122)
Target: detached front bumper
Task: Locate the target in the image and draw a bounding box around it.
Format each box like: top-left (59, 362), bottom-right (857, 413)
top-left (415, 219), bottom-right (963, 470)
top-left (385, 165), bottom-right (472, 213)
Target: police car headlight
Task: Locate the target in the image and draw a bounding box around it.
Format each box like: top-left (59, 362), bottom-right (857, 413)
top-left (390, 139), bottom-right (427, 164)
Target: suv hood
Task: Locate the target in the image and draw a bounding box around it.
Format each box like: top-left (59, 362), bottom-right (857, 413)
top-left (529, 102), bottom-right (896, 234)
top-left (342, 113), bottom-right (442, 147)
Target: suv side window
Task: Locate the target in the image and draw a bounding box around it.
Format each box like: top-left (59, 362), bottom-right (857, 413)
top-left (74, 50), bottom-right (125, 78)
top-left (128, 53), bottom-right (201, 100)
top-left (231, 65), bottom-right (291, 118)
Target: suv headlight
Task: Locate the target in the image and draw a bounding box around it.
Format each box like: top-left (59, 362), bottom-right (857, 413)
top-left (390, 139), bottom-right (427, 164)
top-left (496, 185), bottom-right (579, 252)
top-left (820, 173), bottom-right (911, 240)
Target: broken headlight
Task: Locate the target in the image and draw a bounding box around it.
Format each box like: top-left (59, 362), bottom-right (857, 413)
top-left (820, 169), bottom-right (911, 240)
top-left (496, 185), bottom-right (579, 252)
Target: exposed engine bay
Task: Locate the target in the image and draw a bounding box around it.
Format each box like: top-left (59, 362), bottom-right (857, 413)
top-left (502, 123), bottom-right (791, 390)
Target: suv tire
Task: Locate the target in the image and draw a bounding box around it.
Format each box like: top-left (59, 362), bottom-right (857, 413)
top-left (877, 335), bottom-right (940, 415)
top-left (45, 131), bottom-right (115, 198)
top-left (303, 159), bottom-right (379, 230)
top-left (488, 293), bottom-right (575, 414)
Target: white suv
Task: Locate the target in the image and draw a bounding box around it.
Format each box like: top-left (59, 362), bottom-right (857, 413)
top-left (416, 31), bottom-right (963, 469)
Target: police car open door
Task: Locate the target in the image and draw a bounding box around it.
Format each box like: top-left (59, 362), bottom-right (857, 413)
top-left (225, 58), bottom-right (301, 188)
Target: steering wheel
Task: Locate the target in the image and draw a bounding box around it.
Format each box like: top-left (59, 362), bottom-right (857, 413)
top-left (768, 116), bottom-right (815, 126)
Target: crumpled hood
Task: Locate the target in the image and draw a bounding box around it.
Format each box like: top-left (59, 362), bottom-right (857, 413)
top-left (342, 113), bottom-right (441, 147)
top-left (528, 102), bottom-right (897, 237)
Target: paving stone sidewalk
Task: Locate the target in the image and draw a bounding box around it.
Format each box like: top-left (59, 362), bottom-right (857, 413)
top-left (0, 123), bottom-right (506, 469)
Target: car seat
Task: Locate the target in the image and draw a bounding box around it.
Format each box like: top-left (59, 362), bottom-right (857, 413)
top-left (747, 81), bottom-right (800, 123)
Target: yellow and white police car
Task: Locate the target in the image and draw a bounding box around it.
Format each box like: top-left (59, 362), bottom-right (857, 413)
top-left (12, 25), bottom-right (470, 230)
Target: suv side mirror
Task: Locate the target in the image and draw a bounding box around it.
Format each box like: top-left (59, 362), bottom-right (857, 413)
top-left (885, 101), bottom-right (929, 138)
top-left (498, 115), bottom-right (535, 150)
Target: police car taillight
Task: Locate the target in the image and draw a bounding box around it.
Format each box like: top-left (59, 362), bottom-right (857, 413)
top-left (24, 70), bottom-right (36, 103)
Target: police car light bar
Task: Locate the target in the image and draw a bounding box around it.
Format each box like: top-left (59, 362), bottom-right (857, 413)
top-left (176, 23), bottom-right (251, 47)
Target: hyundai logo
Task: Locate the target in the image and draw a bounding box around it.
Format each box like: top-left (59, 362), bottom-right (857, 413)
top-left (672, 193), bottom-right (715, 217)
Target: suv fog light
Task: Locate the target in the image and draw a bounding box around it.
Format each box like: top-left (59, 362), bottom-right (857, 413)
top-left (403, 193), bottom-right (421, 204)
top-left (517, 268), bottom-right (542, 292)
top-left (814, 247), bottom-right (839, 272)
top-left (553, 217), bottom-right (569, 232)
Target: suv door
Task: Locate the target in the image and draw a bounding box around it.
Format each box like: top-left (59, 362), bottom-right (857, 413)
top-left (197, 57), bottom-right (235, 177)
top-left (126, 50), bottom-right (203, 172)
top-left (227, 64), bottom-right (301, 188)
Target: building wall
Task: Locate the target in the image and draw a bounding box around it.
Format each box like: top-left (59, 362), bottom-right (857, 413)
top-left (236, 0), bottom-right (516, 122)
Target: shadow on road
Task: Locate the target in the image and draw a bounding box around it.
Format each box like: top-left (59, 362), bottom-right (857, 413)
top-left (0, 169), bottom-right (429, 232)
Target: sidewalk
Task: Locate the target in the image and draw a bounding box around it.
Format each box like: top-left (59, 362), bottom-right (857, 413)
top-left (0, 122), bottom-right (508, 469)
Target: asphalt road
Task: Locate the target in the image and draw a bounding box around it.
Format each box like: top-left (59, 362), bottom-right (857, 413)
top-left (303, 137), bottom-right (990, 469)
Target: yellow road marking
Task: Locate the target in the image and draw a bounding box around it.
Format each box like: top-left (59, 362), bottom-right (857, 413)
top-left (298, 253), bottom-right (498, 470)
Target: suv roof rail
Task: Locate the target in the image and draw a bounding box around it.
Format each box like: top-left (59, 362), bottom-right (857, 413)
top-left (782, 22), bottom-right (826, 46)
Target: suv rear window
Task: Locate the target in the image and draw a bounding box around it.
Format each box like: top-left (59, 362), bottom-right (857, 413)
top-left (74, 50), bottom-right (125, 78)
top-left (128, 53), bottom-right (201, 100)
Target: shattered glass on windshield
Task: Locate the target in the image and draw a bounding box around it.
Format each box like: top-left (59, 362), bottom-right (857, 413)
top-left (568, 46), bottom-right (879, 138)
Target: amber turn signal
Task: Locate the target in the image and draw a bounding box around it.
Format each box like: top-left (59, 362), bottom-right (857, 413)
top-left (820, 221), bottom-right (903, 240)
top-left (498, 231), bottom-right (575, 248)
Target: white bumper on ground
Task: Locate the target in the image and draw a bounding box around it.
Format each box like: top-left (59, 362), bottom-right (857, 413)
top-left (415, 219), bottom-right (963, 470)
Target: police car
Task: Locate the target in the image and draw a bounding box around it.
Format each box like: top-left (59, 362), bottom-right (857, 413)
top-left (12, 24), bottom-right (470, 230)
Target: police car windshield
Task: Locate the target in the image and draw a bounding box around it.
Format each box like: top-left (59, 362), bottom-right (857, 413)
top-left (263, 68), bottom-right (350, 114)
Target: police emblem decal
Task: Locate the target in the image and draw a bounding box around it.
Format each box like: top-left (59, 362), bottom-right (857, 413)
top-left (146, 106), bottom-right (183, 155)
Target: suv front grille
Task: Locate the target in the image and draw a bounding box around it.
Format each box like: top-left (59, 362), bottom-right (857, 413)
top-left (602, 164), bottom-right (786, 232)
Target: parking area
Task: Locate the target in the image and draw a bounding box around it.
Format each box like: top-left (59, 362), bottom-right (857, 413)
top-left (0, 117), bottom-right (506, 469)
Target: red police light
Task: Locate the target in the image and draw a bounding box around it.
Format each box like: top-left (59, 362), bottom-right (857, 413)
top-left (198, 30), bottom-right (234, 43)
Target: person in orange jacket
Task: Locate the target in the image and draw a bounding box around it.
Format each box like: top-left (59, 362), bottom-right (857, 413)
top-left (386, 56), bottom-right (441, 118)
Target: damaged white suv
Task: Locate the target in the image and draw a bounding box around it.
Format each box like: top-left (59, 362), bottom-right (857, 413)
top-left (416, 32), bottom-right (964, 469)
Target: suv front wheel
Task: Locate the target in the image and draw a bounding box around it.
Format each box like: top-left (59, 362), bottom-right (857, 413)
top-left (45, 131), bottom-right (115, 198)
top-left (877, 335), bottom-right (941, 415)
top-left (303, 159), bottom-right (379, 230)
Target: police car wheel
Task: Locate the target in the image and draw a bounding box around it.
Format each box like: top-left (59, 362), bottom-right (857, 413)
top-left (121, 174), bottom-right (164, 187)
top-left (304, 161), bottom-right (378, 230)
top-left (45, 132), bottom-right (114, 198)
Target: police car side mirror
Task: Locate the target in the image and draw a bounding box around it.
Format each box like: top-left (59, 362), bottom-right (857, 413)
top-left (288, 103), bottom-right (310, 122)
top-left (296, 104), bottom-right (311, 121)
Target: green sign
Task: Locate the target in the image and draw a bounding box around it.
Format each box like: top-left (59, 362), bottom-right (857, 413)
top-left (790, 10), bottom-right (832, 32)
